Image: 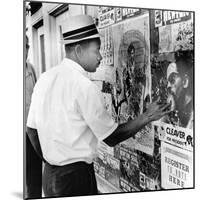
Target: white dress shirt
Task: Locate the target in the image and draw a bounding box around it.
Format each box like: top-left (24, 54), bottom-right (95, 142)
top-left (27, 58), bottom-right (118, 166)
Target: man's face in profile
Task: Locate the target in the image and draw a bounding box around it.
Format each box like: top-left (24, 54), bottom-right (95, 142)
top-left (167, 63), bottom-right (184, 101)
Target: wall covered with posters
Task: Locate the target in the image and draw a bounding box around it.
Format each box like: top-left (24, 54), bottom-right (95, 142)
top-left (91, 7), bottom-right (194, 193)
top-left (26, 2), bottom-right (194, 194)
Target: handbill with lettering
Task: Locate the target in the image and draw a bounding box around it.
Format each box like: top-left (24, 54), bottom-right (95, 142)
top-left (153, 121), bottom-right (193, 152)
top-left (161, 141), bottom-right (193, 189)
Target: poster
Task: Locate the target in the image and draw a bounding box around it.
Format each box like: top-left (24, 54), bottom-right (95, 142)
top-left (162, 11), bottom-right (191, 26)
top-left (154, 10), bottom-right (192, 27)
top-left (119, 144), bottom-right (161, 191)
top-left (151, 51), bottom-right (194, 130)
top-left (111, 13), bottom-right (154, 155)
top-left (139, 172), bottom-right (160, 190)
top-left (154, 10), bottom-right (163, 27)
top-left (115, 7), bottom-right (123, 22)
top-left (112, 13), bottom-right (150, 123)
top-left (159, 17), bottom-right (193, 53)
top-left (159, 24), bottom-right (173, 53)
top-left (172, 18), bottom-right (194, 51)
top-left (119, 145), bottom-right (140, 191)
top-left (96, 142), bottom-right (120, 188)
top-left (134, 124), bottom-right (154, 155)
top-left (153, 121), bottom-right (193, 152)
top-left (161, 142), bottom-right (193, 189)
top-left (157, 11), bottom-right (193, 53)
top-left (121, 8), bottom-right (141, 19)
top-left (105, 155), bottom-right (120, 188)
top-left (119, 124), bottom-right (155, 156)
top-left (98, 7), bottom-right (115, 28)
top-left (102, 92), bottom-right (113, 116)
top-left (98, 27), bottom-right (114, 66)
top-left (119, 178), bottom-right (139, 192)
top-left (98, 141), bottom-right (115, 157)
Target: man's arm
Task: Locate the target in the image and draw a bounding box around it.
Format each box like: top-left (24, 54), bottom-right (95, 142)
top-left (103, 101), bottom-right (170, 147)
top-left (26, 127), bottom-right (46, 163)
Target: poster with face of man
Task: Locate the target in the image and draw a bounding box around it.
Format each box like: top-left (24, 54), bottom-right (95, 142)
top-left (152, 11), bottom-right (194, 130)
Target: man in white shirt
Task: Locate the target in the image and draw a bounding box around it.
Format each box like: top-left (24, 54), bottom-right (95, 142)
top-left (27, 15), bottom-right (170, 197)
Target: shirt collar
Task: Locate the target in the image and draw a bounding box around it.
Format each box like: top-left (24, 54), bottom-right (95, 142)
top-left (62, 58), bottom-right (89, 78)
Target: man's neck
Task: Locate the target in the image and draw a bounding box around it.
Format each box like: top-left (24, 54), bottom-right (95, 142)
top-left (65, 55), bottom-right (85, 71)
top-left (176, 92), bottom-right (192, 112)
top-left (66, 55), bottom-right (79, 65)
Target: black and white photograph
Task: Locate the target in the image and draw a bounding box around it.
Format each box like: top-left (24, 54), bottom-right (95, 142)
top-left (22, 0), bottom-right (195, 199)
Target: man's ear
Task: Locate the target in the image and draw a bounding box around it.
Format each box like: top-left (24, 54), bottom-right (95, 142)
top-left (183, 74), bottom-right (189, 88)
top-left (74, 44), bottom-right (82, 60)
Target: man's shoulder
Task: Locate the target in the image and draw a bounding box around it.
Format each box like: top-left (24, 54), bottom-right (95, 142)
top-left (78, 78), bottom-right (100, 98)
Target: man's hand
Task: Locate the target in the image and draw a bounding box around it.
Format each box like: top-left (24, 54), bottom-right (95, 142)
top-left (103, 99), bottom-right (171, 147)
top-left (144, 100), bottom-right (171, 122)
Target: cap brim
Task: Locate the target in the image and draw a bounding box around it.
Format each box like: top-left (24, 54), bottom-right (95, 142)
top-left (60, 33), bottom-right (100, 45)
top-left (167, 62), bottom-right (178, 79)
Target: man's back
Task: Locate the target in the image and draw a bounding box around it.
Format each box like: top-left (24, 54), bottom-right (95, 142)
top-left (27, 58), bottom-right (118, 166)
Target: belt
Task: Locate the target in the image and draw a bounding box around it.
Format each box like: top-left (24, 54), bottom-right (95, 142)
top-left (44, 161), bottom-right (94, 174)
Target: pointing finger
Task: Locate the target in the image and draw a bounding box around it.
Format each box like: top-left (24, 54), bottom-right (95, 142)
top-left (161, 102), bottom-right (171, 112)
top-left (162, 109), bottom-right (172, 116)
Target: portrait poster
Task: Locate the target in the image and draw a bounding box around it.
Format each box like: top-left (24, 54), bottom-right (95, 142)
top-left (161, 141), bottom-right (193, 189)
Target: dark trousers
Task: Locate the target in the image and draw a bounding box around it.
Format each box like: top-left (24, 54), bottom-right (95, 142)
top-left (43, 161), bottom-right (98, 198)
top-left (26, 134), bottom-right (42, 199)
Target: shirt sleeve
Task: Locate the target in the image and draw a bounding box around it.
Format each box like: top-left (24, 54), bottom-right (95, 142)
top-left (76, 82), bottom-right (118, 141)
